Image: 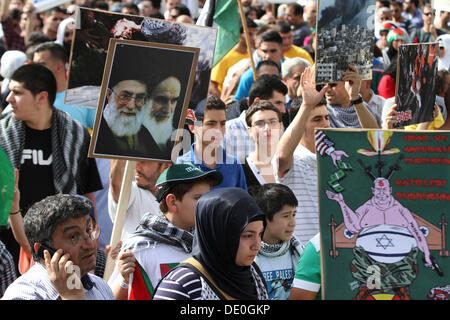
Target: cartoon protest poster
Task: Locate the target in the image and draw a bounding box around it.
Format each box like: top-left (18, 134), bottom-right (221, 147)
top-left (395, 42), bottom-right (438, 128)
top-left (317, 129), bottom-right (450, 300)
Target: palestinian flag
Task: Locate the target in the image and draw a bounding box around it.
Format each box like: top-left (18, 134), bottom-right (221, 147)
top-left (128, 261), bottom-right (178, 300)
top-left (196, 0), bottom-right (240, 67)
top-left (129, 260), bottom-right (153, 300)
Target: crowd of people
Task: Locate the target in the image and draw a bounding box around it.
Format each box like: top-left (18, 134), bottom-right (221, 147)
top-left (0, 0), bottom-right (449, 301)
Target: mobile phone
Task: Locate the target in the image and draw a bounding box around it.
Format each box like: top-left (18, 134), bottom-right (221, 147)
top-left (37, 243), bottom-right (57, 260)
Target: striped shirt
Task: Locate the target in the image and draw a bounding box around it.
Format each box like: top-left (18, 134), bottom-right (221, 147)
top-left (274, 146), bottom-right (319, 244)
top-left (153, 266), bottom-right (203, 300)
top-left (224, 110), bottom-right (255, 164)
top-left (1, 263), bottom-right (114, 300)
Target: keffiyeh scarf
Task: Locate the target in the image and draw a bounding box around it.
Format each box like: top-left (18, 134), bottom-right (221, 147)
top-left (123, 213), bottom-right (193, 254)
top-left (259, 236), bottom-right (304, 271)
top-left (0, 108), bottom-right (90, 194)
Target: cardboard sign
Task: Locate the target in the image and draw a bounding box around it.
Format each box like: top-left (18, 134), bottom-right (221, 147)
top-left (89, 39), bottom-right (199, 162)
top-left (317, 129), bottom-right (450, 300)
top-left (315, 0), bottom-right (375, 84)
top-left (395, 43), bottom-right (438, 128)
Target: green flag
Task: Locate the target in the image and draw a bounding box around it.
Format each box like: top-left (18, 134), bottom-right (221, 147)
top-left (0, 146), bottom-right (14, 226)
top-left (197, 0), bottom-right (240, 67)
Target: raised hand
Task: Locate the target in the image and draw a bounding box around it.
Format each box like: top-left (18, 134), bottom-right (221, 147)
top-left (298, 66), bottom-right (330, 107)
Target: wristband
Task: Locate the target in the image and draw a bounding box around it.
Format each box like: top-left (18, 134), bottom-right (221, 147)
top-left (350, 95), bottom-right (363, 105)
top-left (10, 209), bottom-right (21, 215)
top-left (120, 280), bottom-right (128, 289)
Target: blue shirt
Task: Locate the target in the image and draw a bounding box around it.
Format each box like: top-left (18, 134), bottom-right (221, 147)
top-left (402, 8), bottom-right (423, 30)
top-left (54, 91), bottom-right (97, 129)
top-left (176, 143), bottom-right (248, 191)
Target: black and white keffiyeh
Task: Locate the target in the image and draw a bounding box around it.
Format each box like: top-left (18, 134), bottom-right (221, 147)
top-left (259, 236), bottom-right (304, 273)
top-left (0, 108), bottom-right (91, 194)
top-left (123, 213), bottom-right (193, 254)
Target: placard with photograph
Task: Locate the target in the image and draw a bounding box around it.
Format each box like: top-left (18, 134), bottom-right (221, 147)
top-left (317, 129), bottom-right (450, 300)
top-left (89, 39), bottom-right (199, 162)
top-left (315, 0), bottom-right (375, 84)
top-left (395, 42), bottom-right (438, 128)
top-left (66, 8), bottom-right (216, 109)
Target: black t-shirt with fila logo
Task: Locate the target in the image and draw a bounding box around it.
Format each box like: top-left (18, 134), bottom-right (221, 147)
top-left (19, 125), bottom-right (55, 215)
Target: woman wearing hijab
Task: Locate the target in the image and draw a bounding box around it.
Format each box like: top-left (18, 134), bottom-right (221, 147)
top-left (153, 187), bottom-right (268, 300)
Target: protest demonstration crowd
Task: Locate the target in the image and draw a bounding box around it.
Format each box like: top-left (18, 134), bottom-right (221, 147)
top-left (0, 0), bottom-right (449, 302)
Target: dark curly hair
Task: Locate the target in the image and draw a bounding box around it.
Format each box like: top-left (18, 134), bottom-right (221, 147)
top-left (24, 194), bottom-right (92, 261)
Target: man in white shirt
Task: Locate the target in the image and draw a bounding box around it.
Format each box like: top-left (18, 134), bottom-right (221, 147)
top-left (108, 160), bottom-right (170, 241)
top-left (273, 66), bottom-right (349, 244)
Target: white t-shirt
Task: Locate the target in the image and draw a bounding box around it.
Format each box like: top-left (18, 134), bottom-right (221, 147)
top-left (255, 248), bottom-right (296, 300)
top-left (108, 182), bottom-right (160, 241)
top-left (273, 145), bottom-right (319, 244)
top-left (108, 238), bottom-right (190, 294)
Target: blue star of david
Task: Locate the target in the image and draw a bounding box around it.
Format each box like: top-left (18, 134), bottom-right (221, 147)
top-left (375, 234), bottom-right (394, 250)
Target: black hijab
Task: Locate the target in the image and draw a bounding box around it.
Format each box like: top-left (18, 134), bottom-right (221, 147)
top-left (193, 187), bottom-right (265, 300)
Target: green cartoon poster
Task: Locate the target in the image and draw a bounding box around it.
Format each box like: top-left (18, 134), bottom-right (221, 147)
top-left (317, 129), bottom-right (450, 300)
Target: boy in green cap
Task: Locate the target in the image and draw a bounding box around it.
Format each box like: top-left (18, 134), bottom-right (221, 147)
top-left (108, 164), bottom-right (222, 299)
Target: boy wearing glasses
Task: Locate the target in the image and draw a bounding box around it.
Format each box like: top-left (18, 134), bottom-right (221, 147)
top-left (97, 76), bottom-right (164, 159)
top-left (2, 195), bottom-right (131, 300)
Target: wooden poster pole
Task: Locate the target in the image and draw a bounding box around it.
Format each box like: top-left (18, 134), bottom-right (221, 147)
top-left (103, 160), bottom-right (136, 281)
top-left (237, 0), bottom-right (257, 81)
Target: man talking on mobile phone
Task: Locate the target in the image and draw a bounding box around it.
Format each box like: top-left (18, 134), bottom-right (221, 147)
top-left (1, 195), bottom-right (134, 300)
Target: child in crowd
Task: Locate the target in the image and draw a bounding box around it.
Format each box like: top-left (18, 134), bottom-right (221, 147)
top-left (108, 164), bottom-right (222, 299)
top-left (253, 183), bottom-right (304, 300)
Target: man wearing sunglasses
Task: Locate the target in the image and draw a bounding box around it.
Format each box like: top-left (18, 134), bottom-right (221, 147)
top-left (2, 195), bottom-right (132, 300)
top-left (411, 4), bottom-right (445, 44)
top-left (97, 76), bottom-right (163, 159)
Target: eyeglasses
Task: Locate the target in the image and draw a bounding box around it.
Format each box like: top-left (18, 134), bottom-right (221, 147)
top-left (42, 224), bottom-right (100, 248)
top-left (423, 12), bottom-right (435, 17)
top-left (152, 95), bottom-right (179, 105)
top-left (113, 90), bottom-right (147, 106)
top-left (252, 118), bottom-right (280, 129)
top-left (67, 224), bottom-right (101, 246)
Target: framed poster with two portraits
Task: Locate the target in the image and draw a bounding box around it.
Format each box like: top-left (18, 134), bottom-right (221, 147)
top-left (88, 39), bottom-right (199, 162)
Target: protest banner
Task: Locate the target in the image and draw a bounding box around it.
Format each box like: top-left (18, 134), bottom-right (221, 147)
top-left (395, 42), bottom-right (438, 128)
top-left (66, 8), bottom-right (216, 109)
top-left (89, 39), bottom-right (199, 162)
top-left (315, 0), bottom-right (375, 84)
top-left (317, 129), bottom-right (450, 300)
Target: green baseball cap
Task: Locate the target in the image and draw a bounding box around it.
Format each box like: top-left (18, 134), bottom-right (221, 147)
top-left (155, 164), bottom-right (223, 202)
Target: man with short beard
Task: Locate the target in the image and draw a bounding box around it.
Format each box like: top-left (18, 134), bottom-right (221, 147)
top-left (143, 76), bottom-right (181, 159)
top-left (96, 78), bottom-right (163, 159)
